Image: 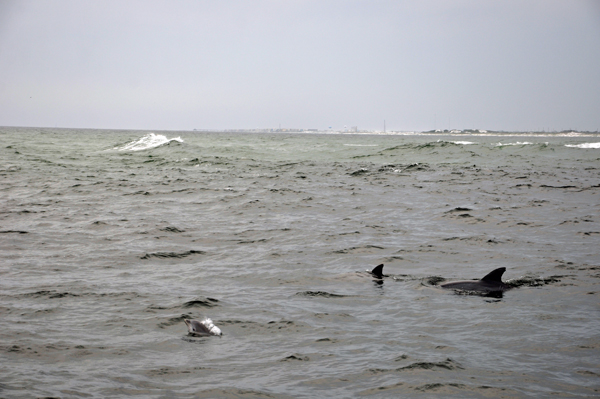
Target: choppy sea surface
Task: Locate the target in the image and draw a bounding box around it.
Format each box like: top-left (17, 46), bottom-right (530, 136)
top-left (1, 127), bottom-right (599, 398)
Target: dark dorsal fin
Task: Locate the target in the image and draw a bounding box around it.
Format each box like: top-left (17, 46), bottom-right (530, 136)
top-left (371, 264), bottom-right (384, 279)
top-left (480, 267), bottom-right (506, 283)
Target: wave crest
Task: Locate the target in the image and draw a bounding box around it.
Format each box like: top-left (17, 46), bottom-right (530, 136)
top-left (114, 133), bottom-right (183, 151)
top-left (565, 142), bottom-right (600, 149)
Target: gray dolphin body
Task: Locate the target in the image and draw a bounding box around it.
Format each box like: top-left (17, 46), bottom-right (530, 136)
top-left (440, 267), bottom-right (510, 295)
top-left (184, 317), bottom-right (222, 336)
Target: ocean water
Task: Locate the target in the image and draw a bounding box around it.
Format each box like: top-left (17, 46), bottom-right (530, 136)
top-left (1, 127), bottom-right (599, 398)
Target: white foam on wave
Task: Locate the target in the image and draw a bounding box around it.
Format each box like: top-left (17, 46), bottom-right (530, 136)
top-left (494, 142), bottom-right (535, 146)
top-left (565, 142), bottom-right (600, 149)
top-left (450, 141), bottom-right (476, 145)
top-left (115, 133), bottom-right (183, 151)
top-left (343, 144), bottom-right (379, 147)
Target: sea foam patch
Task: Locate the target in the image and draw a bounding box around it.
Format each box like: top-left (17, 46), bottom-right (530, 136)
top-left (115, 133), bottom-right (183, 151)
top-left (450, 141), bottom-right (476, 145)
top-left (565, 143), bottom-right (600, 149)
top-left (494, 142), bottom-right (535, 146)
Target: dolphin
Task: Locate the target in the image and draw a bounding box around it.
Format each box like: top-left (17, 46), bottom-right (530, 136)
top-left (370, 264), bottom-right (387, 279)
top-left (440, 267), bottom-right (510, 295)
top-left (184, 317), bottom-right (222, 336)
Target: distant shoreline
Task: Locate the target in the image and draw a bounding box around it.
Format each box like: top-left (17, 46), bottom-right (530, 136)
top-left (2, 125), bottom-right (599, 137)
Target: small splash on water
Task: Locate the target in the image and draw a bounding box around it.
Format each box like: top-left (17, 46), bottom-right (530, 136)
top-left (114, 133), bottom-right (183, 151)
top-left (424, 276), bottom-right (446, 286)
top-left (506, 275), bottom-right (563, 288)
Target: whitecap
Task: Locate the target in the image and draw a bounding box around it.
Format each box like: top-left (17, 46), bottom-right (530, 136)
top-left (494, 142), bottom-right (534, 146)
top-left (565, 143), bottom-right (600, 149)
top-left (114, 133), bottom-right (183, 151)
top-left (450, 141), bottom-right (476, 145)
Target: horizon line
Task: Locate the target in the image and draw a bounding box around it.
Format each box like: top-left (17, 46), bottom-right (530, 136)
top-left (1, 125), bottom-right (599, 135)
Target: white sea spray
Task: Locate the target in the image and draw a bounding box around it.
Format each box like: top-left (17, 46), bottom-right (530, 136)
top-left (114, 132), bottom-right (183, 151)
top-left (565, 142), bottom-right (600, 149)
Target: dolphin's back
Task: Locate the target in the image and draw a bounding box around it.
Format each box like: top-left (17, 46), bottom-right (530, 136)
top-left (185, 318), bottom-right (222, 336)
top-left (480, 267), bottom-right (506, 283)
top-left (371, 264), bottom-right (385, 279)
top-left (440, 267), bottom-right (509, 294)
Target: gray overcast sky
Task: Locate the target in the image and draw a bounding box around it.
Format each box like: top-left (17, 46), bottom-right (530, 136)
top-left (1, 0), bottom-right (599, 132)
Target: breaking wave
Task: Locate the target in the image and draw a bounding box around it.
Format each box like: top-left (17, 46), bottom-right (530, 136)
top-left (449, 141), bottom-right (476, 145)
top-left (493, 141), bottom-right (536, 146)
top-left (114, 133), bottom-right (183, 151)
top-left (565, 142), bottom-right (600, 149)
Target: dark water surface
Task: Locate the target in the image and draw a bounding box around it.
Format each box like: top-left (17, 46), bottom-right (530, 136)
top-left (1, 127), bottom-right (599, 398)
